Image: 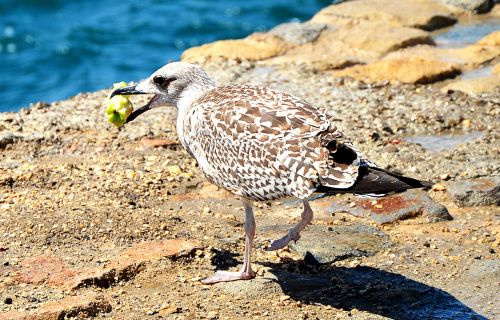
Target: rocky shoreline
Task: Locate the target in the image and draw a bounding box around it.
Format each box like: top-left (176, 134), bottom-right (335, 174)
top-left (1, 0), bottom-right (499, 319)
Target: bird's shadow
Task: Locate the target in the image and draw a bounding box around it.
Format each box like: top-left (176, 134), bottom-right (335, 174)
top-left (261, 261), bottom-right (487, 320)
top-left (209, 248), bottom-right (487, 319)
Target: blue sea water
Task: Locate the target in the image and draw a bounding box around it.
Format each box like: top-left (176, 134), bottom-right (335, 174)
top-left (0, 0), bottom-right (332, 112)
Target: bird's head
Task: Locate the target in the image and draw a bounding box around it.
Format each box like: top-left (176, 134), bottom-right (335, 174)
top-left (110, 62), bottom-right (216, 124)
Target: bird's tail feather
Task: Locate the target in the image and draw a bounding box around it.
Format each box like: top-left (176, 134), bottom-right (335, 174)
top-left (316, 166), bottom-right (433, 195)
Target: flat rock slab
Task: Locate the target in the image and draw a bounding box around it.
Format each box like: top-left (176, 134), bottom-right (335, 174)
top-left (269, 22), bottom-right (328, 46)
top-left (213, 272), bottom-right (284, 297)
top-left (313, 189), bottom-right (451, 224)
top-left (70, 239), bottom-right (201, 290)
top-left (311, 0), bottom-right (457, 31)
top-left (438, 0), bottom-right (494, 13)
top-left (0, 294), bottom-right (111, 320)
top-left (181, 33), bottom-right (288, 62)
top-left (494, 63), bottom-right (500, 75)
top-left (266, 19), bottom-right (435, 71)
top-left (441, 76), bottom-right (500, 95)
top-left (385, 31), bottom-right (500, 71)
top-left (447, 177), bottom-right (500, 207)
top-left (335, 57), bottom-right (460, 84)
top-left (265, 36), bottom-right (366, 72)
top-left (7, 240), bottom-right (200, 291)
top-left (290, 224), bottom-right (391, 264)
top-left (327, 21), bottom-right (434, 56)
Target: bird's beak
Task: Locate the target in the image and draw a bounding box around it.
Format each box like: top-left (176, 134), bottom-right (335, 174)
top-left (110, 84), bottom-right (146, 98)
top-left (110, 84), bottom-right (157, 124)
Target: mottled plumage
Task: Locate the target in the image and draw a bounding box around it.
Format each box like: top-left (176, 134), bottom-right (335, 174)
top-left (111, 62), bottom-right (431, 284)
top-left (181, 85), bottom-right (362, 201)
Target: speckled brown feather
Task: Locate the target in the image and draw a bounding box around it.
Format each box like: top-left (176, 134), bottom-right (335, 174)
top-left (180, 85), bottom-right (365, 201)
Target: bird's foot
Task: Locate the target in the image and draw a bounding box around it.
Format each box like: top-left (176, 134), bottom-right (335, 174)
top-left (266, 231), bottom-right (301, 251)
top-left (201, 270), bottom-right (256, 285)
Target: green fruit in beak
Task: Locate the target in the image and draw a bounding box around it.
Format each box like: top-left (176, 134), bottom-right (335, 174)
top-left (105, 82), bottom-right (134, 127)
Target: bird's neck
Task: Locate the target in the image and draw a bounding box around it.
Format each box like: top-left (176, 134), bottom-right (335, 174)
top-left (175, 81), bottom-right (216, 147)
top-left (176, 81), bottom-right (215, 113)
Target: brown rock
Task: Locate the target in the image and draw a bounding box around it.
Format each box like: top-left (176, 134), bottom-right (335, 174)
top-left (66, 266), bottom-right (142, 291)
top-left (331, 21), bottom-right (434, 56)
top-left (432, 183), bottom-right (447, 191)
top-left (441, 76), bottom-right (500, 95)
top-left (447, 177), bottom-right (500, 207)
top-left (490, 4), bottom-right (500, 18)
top-left (493, 63), bottom-right (500, 76)
top-left (476, 30), bottom-right (500, 47)
top-left (385, 31), bottom-right (500, 71)
top-left (268, 22), bottom-right (327, 46)
top-left (11, 240), bottom-right (199, 290)
top-left (313, 189), bottom-right (451, 224)
top-left (0, 311), bottom-right (25, 320)
top-left (69, 239), bottom-right (200, 290)
top-left (311, 0), bottom-right (456, 31)
top-left (263, 25), bottom-right (375, 71)
top-left (214, 272), bottom-right (284, 297)
top-left (454, 31), bottom-right (500, 67)
top-left (265, 20), bottom-right (433, 70)
top-left (30, 295), bottom-right (111, 320)
top-left (264, 39), bottom-right (364, 71)
top-left (13, 256), bottom-right (78, 286)
top-left (0, 295), bottom-right (111, 320)
top-left (289, 224), bottom-right (391, 263)
top-left (159, 304), bottom-right (180, 316)
top-left (327, 189), bottom-right (452, 224)
top-left (181, 33), bottom-right (289, 62)
top-left (436, 0), bottom-right (494, 14)
top-left (334, 57), bottom-right (460, 84)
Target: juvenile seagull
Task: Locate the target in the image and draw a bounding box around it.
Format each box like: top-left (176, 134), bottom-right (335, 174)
top-left (111, 62), bottom-right (431, 284)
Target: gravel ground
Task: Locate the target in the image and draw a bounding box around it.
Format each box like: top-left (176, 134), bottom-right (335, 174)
top-left (0, 59), bottom-right (498, 319)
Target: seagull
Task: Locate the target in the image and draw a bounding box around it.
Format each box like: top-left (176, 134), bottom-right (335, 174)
top-left (111, 62), bottom-right (432, 284)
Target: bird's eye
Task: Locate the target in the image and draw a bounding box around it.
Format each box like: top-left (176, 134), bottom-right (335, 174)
top-left (153, 76), bottom-right (176, 88)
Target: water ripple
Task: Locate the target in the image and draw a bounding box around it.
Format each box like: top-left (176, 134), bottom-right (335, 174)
top-left (1, 0), bottom-right (330, 111)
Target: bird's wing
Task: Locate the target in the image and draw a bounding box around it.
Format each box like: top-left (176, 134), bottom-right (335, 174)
top-left (192, 85), bottom-right (362, 190)
top-left (194, 85), bottom-right (329, 139)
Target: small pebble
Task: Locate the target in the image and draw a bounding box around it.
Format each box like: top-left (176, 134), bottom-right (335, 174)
top-left (432, 183), bottom-right (447, 191)
top-left (439, 173), bottom-right (450, 180)
top-left (462, 119), bottom-right (472, 128)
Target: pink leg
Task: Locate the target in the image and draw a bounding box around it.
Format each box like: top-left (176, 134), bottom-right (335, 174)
top-left (201, 200), bottom-right (256, 284)
top-left (267, 199), bottom-right (313, 251)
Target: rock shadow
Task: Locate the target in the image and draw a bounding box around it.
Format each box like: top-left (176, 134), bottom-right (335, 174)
top-left (209, 248), bottom-right (240, 270)
top-left (265, 263), bottom-right (487, 320)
